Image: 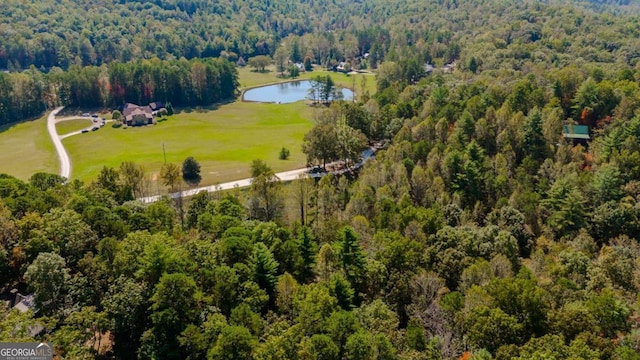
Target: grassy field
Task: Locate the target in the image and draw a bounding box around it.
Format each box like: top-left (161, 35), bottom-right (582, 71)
top-left (0, 66), bottom-right (377, 189)
top-left (0, 116), bottom-right (57, 180)
top-left (56, 119), bottom-right (94, 135)
top-left (63, 101), bottom-right (315, 187)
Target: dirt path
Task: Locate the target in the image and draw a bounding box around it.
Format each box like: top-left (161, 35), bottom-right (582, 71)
top-left (140, 167), bottom-right (309, 203)
top-left (46, 107), bottom-right (71, 179)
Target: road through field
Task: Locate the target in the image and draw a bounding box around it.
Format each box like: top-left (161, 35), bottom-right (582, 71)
top-left (46, 107), bottom-right (70, 179)
top-left (140, 167), bottom-right (310, 203)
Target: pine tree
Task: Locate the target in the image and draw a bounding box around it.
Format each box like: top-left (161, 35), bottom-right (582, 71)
top-left (336, 227), bottom-right (366, 288)
top-left (523, 107), bottom-right (548, 162)
top-left (251, 242), bottom-right (279, 296)
top-left (297, 226), bottom-right (317, 283)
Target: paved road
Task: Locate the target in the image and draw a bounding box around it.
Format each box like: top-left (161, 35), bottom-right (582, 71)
top-left (139, 145), bottom-right (381, 204)
top-left (140, 167), bottom-right (310, 203)
top-left (46, 107), bottom-right (71, 179)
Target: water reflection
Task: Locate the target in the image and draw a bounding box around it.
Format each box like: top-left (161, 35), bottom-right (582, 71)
top-left (243, 80), bottom-right (354, 103)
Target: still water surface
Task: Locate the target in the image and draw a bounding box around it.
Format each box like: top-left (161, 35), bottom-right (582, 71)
top-left (243, 80), bottom-right (354, 103)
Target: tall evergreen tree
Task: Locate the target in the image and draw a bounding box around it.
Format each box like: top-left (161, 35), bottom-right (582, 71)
top-left (251, 242), bottom-right (279, 297)
top-left (335, 226), bottom-right (366, 292)
top-left (297, 226), bottom-right (317, 283)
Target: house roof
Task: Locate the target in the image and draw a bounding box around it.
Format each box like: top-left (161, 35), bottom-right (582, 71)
top-left (149, 101), bottom-right (164, 111)
top-left (563, 124), bottom-right (590, 139)
top-left (123, 103), bottom-right (153, 121)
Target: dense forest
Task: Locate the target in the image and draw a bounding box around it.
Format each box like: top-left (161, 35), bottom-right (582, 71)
top-left (4, 0), bottom-right (640, 359)
top-left (0, 58), bottom-right (238, 126)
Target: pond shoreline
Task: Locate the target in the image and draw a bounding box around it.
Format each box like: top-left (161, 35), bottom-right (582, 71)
top-left (241, 79), bottom-right (308, 102)
top-left (242, 79), bottom-right (354, 104)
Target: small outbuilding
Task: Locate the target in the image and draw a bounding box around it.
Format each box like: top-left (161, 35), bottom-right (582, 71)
top-left (562, 124), bottom-right (590, 140)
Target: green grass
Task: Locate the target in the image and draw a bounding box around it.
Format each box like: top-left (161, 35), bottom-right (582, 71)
top-left (56, 119), bottom-right (93, 135)
top-left (0, 116), bottom-right (57, 180)
top-left (0, 66), bottom-right (377, 188)
top-left (63, 101), bottom-right (314, 187)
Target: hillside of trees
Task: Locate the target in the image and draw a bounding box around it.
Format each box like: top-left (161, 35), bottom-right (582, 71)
top-left (3, 0), bottom-right (640, 359)
top-left (0, 57), bottom-right (238, 126)
top-left (0, 0), bottom-right (639, 72)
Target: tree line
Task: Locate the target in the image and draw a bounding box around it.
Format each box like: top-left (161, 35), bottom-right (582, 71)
top-left (3, 0), bottom-right (640, 358)
top-left (0, 57), bottom-right (238, 126)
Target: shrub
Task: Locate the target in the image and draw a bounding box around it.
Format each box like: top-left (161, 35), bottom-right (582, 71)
top-left (279, 147), bottom-right (290, 160)
top-left (182, 156), bottom-right (202, 184)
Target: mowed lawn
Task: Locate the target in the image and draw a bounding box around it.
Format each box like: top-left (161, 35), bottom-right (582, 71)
top-left (0, 116), bottom-right (57, 180)
top-left (56, 119), bottom-right (93, 135)
top-left (0, 67), bottom-right (375, 187)
top-left (63, 101), bottom-right (314, 186)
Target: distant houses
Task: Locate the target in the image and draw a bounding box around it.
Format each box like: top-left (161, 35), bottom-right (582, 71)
top-left (122, 101), bottom-right (165, 126)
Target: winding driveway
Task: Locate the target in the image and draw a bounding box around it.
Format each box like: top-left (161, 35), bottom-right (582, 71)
top-left (46, 107), bottom-right (71, 179)
top-left (45, 106), bottom-right (378, 203)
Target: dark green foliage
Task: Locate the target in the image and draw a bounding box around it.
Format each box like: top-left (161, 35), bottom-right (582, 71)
top-left (304, 56), bottom-right (313, 71)
top-left (230, 303), bottom-right (262, 336)
top-left (326, 310), bottom-right (360, 358)
top-left (279, 147), bottom-right (291, 160)
top-left (182, 157), bottom-right (202, 184)
top-left (24, 252), bottom-right (70, 317)
top-left (149, 273), bottom-right (200, 359)
top-left (209, 325), bottom-right (256, 360)
top-left (219, 236), bottom-right (253, 266)
top-left (485, 270), bottom-right (549, 338)
top-left (251, 242), bottom-right (280, 297)
top-left (336, 226), bottom-right (367, 294)
top-left (329, 273), bottom-right (355, 309)
top-left (306, 334), bottom-right (339, 360)
top-left (406, 318), bottom-right (427, 351)
top-left (465, 306), bottom-right (524, 353)
top-left (0, 57), bottom-right (237, 127)
top-left (345, 330), bottom-right (374, 360)
top-left (523, 108), bottom-right (549, 163)
top-left (297, 226), bottom-right (317, 283)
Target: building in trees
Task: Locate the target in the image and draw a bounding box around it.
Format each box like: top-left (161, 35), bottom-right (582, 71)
top-left (562, 124), bottom-right (590, 145)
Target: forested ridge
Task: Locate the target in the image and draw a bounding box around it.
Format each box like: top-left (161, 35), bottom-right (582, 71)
top-left (1, 0), bottom-right (640, 71)
top-left (0, 57), bottom-right (238, 126)
top-left (3, 0), bottom-right (640, 359)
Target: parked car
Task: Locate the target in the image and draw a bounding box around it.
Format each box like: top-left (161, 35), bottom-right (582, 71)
top-left (81, 129), bottom-right (89, 133)
top-left (91, 127), bottom-right (99, 131)
top-left (82, 113), bottom-right (90, 117)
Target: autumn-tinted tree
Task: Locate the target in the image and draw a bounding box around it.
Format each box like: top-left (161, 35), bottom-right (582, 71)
top-left (160, 163), bottom-right (182, 192)
top-left (248, 160), bottom-right (284, 221)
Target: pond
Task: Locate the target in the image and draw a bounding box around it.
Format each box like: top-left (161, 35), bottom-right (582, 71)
top-left (243, 80), bottom-right (354, 103)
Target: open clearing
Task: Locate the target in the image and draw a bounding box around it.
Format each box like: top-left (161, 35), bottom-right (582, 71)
top-left (0, 67), bottom-right (375, 187)
top-left (63, 101), bottom-right (315, 186)
top-left (0, 116), bottom-right (57, 180)
top-left (56, 118), bottom-right (93, 135)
